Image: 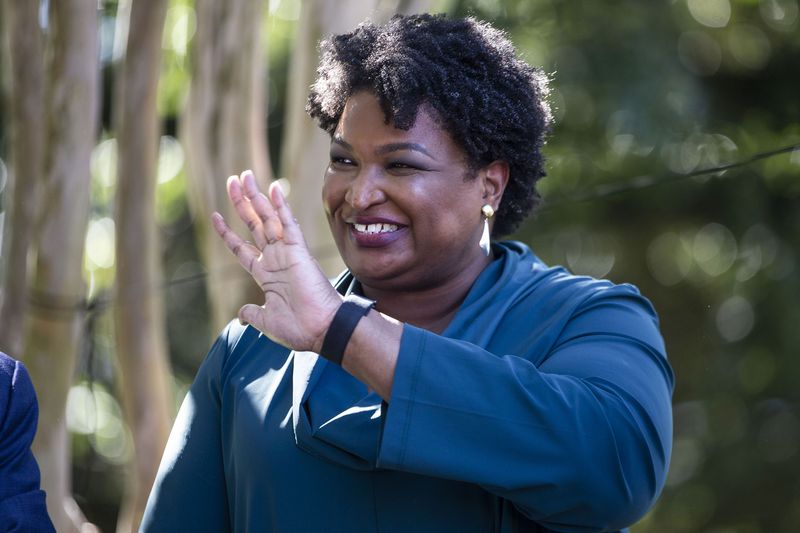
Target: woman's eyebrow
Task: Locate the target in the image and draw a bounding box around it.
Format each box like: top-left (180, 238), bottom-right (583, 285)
top-left (331, 136), bottom-right (353, 151)
top-left (376, 142), bottom-right (434, 158)
top-left (332, 136), bottom-right (436, 159)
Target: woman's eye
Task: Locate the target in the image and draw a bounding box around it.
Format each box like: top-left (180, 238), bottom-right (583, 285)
top-left (330, 156), bottom-right (355, 168)
top-left (388, 161), bottom-right (420, 172)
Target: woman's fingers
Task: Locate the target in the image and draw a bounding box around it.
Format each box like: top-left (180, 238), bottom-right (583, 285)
top-left (227, 173), bottom-right (268, 250)
top-left (211, 211), bottom-right (260, 274)
top-left (216, 170), bottom-right (305, 272)
top-left (269, 181), bottom-right (304, 245)
top-left (241, 170), bottom-right (283, 246)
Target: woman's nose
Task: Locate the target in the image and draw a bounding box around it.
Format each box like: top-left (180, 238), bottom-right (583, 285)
top-left (345, 167), bottom-right (386, 210)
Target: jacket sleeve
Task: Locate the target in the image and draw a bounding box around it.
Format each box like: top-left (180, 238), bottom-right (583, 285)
top-left (377, 288), bottom-right (674, 532)
top-left (140, 325), bottom-right (238, 533)
top-left (0, 354), bottom-right (56, 533)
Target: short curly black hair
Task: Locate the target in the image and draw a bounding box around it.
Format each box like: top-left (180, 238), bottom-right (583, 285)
top-left (306, 13), bottom-right (551, 237)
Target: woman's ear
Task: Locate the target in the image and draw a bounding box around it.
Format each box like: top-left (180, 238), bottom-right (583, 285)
top-left (480, 160), bottom-right (510, 209)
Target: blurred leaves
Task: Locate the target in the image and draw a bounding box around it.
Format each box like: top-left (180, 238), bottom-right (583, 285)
top-left (455, 0), bottom-right (800, 531)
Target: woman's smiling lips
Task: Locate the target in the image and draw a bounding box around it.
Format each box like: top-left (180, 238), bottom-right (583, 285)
top-left (346, 217), bottom-right (407, 247)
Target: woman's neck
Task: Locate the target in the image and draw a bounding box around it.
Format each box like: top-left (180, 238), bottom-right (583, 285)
top-left (360, 253), bottom-right (492, 334)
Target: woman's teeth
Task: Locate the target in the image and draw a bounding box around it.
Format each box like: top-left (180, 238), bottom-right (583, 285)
top-left (353, 223), bottom-right (399, 234)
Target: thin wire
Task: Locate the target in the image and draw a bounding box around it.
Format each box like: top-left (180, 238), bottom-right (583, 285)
top-left (541, 143), bottom-right (799, 209)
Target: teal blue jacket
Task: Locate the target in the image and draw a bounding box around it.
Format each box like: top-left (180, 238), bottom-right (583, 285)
top-left (141, 242), bottom-right (674, 532)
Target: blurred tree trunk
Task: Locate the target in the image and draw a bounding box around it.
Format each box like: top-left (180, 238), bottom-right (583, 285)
top-left (0, 0), bottom-right (8, 301)
top-left (0, 0), bottom-right (43, 358)
top-left (0, 0), bottom-right (6, 110)
top-left (0, 0), bottom-right (5, 134)
top-left (281, 0), bottom-right (434, 277)
top-left (21, 0), bottom-right (100, 531)
top-left (113, 0), bottom-right (174, 531)
top-left (182, 0), bottom-right (271, 333)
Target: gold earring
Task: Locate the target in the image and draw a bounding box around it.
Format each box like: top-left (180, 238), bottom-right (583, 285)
top-left (479, 204), bottom-right (494, 256)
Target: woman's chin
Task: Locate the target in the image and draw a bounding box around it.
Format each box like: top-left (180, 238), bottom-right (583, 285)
top-left (342, 248), bottom-right (418, 288)
top-left (339, 229), bottom-right (409, 273)
top-left (346, 258), bottom-right (406, 285)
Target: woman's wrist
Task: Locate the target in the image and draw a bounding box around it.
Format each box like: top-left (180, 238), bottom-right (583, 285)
top-left (310, 293), bottom-right (344, 355)
top-left (340, 310), bottom-right (404, 401)
top-left (317, 295), bottom-right (376, 364)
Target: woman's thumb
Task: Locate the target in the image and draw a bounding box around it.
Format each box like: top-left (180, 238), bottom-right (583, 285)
top-left (238, 304), bottom-right (263, 329)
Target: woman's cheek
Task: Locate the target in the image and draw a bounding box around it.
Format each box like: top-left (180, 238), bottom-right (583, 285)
top-left (321, 172), bottom-right (340, 217)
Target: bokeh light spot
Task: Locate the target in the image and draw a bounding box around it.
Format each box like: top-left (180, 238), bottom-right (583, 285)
top-left (759, 0), bottom-right (799, 31)
top-left (165, 5), bottom-right (197, 57)
top-left (67, 382), bottom-right (133, 465)
top-left (728, 24), bottom-right (772, 70)
top-left (605, 109), bottom-right (655, 157)
top-left (735, 223), bottom-right (778, 282)
top-left (269, 0), bottom-right (300, 21)
top-left (687, 0), bottom-right (731, 28)
top-left (91, 138), bottom-right (118, 190)
top-left (693, 223), bottom-right (737, 277)
top-left (85, 217), bottom-right (116, 270)
top-left (557, 231), bottom-right (616, 279)
top-left (715, 295), bottom-right (755, 342)
top-left (158, 135), bottom-right (185, 184)
top-left (667, 437), bottom-right (704, 487)
top-left (647, 231), bottom-right (693, 286)
top-left (67, 384), bottom-right (97, 435)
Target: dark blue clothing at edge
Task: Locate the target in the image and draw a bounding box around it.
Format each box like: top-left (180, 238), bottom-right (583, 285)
top-left (141, 242), bottom-right (674, 533)
top-left (0, 352), bottom-right (56, 533)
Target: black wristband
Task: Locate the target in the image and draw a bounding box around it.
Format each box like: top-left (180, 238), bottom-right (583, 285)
top-left (319, 294), bottom-right (376, 365)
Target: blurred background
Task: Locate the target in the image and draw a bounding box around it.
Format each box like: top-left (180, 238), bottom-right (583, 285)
top-left (0, 0), bottom-right (798, 531)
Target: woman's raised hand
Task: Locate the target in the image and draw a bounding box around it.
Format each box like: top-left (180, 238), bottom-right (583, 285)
top-left (211, 170), bottom-right (342, 353)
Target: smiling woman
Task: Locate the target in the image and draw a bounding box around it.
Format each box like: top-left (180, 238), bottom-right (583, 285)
top-left (322, 91), bottom-right (505, 304)
top-left (141, 14), bottom-right (674, 533)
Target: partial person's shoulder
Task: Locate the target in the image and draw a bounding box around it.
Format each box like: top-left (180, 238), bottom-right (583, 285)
top-left (0, 352), bottom-right (39, 456)
top-left (0, 352), bottom-right (55, 532)
top-left (207, 320), bottom-right (290, 380)
top-left (501, 241), bottom-right (661, 341)
top-left (0, 351), bottom-right (18, 381)
top-left (217, 319), bottom-right (259, 354)
top-left (0, 352), bottom-right (36, 411)
top-left (505, 240), bottom-right (653, 309)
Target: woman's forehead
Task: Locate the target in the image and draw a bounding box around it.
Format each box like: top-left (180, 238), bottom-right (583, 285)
top-left (335, 92), bottom-right (457, 153)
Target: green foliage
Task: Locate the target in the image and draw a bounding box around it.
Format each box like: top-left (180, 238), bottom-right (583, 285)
top-left (453, 0), bottom-right (800, 530)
